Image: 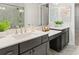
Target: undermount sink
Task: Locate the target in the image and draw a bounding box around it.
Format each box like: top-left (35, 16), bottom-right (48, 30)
top-left (0, 34), bottom-right (8, 39)
top-left (0, 29), bottom-right (42, 40)
top-left (0, 29), bottom-right (15, 39)
top-left (13, 32), bottom-right (38, 39)
top-left (0, 34), bottom-right (14, 40)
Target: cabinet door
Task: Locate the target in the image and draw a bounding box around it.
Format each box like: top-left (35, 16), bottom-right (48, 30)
top-left (65, 29), bottom-right (69, 45)
top-left (41, 34), bottom-right (48, 43)
top-left (46, 42), bottom-right (49, 55)
top-left (61, 32), bottom-right (66, 48)
top-left (20, 37), bottom-right (41, 54)
top-left (32, 43), bottom-right (47, 55)
top-left (0, 45), bottom-right (18, 55)
top-left (61, 28), bottom-right (69, 48)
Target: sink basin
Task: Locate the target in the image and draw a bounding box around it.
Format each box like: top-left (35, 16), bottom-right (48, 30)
top-left (13, 32), bottom-right (36, 39)
top-left (0, 32), bottom-right (7, 39)
top-left (13, 30), bottom-right (42, 39)
top-left (0, 34), bottom-right (14, 40)
top-left (0, 29), bottom-right (15, 39)
top-left (0, 30), bottom-right (42, 40)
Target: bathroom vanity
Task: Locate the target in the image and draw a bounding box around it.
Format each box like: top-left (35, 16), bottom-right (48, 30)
top-left (0, 3), bottom-right (70, 55)
top-left (0, 30), bottom-right (61, 55)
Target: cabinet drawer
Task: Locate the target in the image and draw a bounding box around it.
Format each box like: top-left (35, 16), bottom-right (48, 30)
top-left (20, 37), bottom-right (41, 54)
top-left (41, 34), bottom-right (48, 43)
top-left (61, 28), bottom-right (69, 33)
top-left (49, 33), bottom-right (61, 40)
top-left (0, 44), bottom-right (18, 55)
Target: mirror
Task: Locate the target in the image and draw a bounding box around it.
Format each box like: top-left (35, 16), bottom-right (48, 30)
top-left (0, 3), bottom-right (24, 28)
top-left (41, 4), bottom-right (49, 26)
top-left (24, 3), bottom-right (49, 27)
top-left (0, 3), bottom-right (49, 29)
top-left (24, 3), bottom-right (41, 27)
top-left (49, 3), bottom-right (71, 26)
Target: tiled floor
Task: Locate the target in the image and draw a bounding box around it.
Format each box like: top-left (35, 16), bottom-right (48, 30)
top-left (48, 45), bottom-right (79, 55)
top-left (75, 32), bottom-right (79, 45)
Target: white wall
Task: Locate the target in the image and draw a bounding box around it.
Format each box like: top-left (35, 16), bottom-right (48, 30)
top-left (69, 4), bottom-right (75, 45)
top-left (24, 3), bottom-right (41, 26)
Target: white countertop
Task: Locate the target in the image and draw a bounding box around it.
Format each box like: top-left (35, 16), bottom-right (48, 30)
top-left (0, 30), bottom-right (61, 49)
top-left (49, 25), bottom-right (70, 30)
top-left (48, 30), bottom-right (61, 37)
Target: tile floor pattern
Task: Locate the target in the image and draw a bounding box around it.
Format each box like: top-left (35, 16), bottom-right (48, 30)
top-left (48, 45), bottom-right (79, 55)
top-left (75, 32), bottom-right (79, 45)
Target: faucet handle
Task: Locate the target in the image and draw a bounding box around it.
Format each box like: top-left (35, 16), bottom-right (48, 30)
top-left (15, 26), bottom-right (19, 34)
top-left (20, 26), bottom-right (23, 34)
top-left (24, 28), bottom-right (26, 32)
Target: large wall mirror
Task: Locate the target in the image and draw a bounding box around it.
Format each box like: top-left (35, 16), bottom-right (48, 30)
top-left (0, 3), bottom-right (49, 29)
top-left (0, 3), bottom-right (24, 28)
top-left (41, 4), bottom-right (49, 26)
top-left (24, 3), bottom-right (49, 27)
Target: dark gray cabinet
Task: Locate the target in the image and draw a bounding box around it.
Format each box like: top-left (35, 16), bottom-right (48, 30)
top-left (22, 43), bottom-right (47, 55)
top-left (61, 28), bottom-right (69, 49)
top-left (49, 35), bottom-right (62, 52)
top-left (46, 41), bottom-right (50, 55)
top-left (0, 34), bottom-right (49, 55)
top-left (49, 28), bottom-right (69, 52)
top-left (0, 45), bottom-right (18, 55)
top-left (21, 34), bottom-right (48, 55)
top-left (19, 37), bottom-right (41, 54)
top-left (32, 43), bottom-right (47, 55)
top-left (41, 34), bottom-right (48, 43)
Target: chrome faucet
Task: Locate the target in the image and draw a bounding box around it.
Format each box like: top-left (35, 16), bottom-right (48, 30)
top-left (15, 26), bottom-right (19, 34)
top-left (20, 27), bottom-right (23, 34)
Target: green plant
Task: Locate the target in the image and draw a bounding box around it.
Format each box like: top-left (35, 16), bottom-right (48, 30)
top-left (54, 20), bottom-right (63, 27)
top-left (54, 20), bottom-right (63, 25)
top-left (0, 20), bottom-right (11, 32)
